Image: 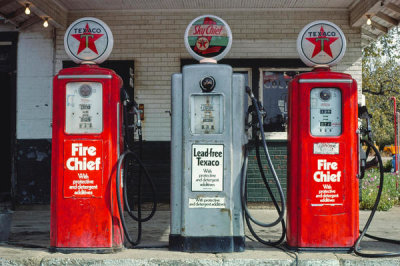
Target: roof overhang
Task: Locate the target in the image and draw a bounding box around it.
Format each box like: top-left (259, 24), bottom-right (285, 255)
top-left (351, 0), bottom-right (400, 47)
top-left (0, 0), bottom-right (398, 46)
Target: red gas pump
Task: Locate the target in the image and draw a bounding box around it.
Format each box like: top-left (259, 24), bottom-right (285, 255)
top-left (50, 17), bottom-right (124, 253)
top-left (286, 21), bottom-right (359, 250)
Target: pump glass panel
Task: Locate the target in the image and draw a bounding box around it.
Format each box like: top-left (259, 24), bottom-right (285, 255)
top-left (310, 88), bottom-right (341, 136)
top-left (190, 94), bottom-right (223, 134)
top-left (65, 82), bottom-right (103, 134)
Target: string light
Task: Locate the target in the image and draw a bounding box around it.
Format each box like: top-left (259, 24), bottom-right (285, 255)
top-left (366, 15), bottom-right (372, 26)
top-left (24, 3), bottom-right (31, 15)
top-left (43, 17), bottom-right (49, 28)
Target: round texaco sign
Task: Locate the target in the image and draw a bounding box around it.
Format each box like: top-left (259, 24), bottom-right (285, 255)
top-left (297, 20), bottom-right (346, 67)
top-left (64, 17), bottom-right (113, 64)
top-left (184, 15), bottom-right (232, 62)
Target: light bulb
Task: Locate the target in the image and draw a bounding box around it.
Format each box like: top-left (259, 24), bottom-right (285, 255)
top-left (367, 16), bottom-right (372, 25)
top-left (25, 4), bottom-right (30, 15)
top-left (43, 18), bottom-right (48, 28)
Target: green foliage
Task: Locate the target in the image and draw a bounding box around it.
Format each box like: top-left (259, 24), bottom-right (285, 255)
top-left (363, 27), bottom-right (400, 148)
top-left (360, 169), bottom-right (400, 211)
top-left (383, 158), bottom-right (393, 173)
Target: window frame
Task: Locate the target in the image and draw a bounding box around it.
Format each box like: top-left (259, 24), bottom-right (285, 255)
top-left (233, 67), bottom-right (252, 105)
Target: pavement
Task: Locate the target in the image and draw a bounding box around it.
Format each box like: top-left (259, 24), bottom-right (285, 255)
top-left (0, 204), bottom-right (400, 265)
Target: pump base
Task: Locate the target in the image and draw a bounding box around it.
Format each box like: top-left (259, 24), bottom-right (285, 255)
top-left (169, 235), bottom-right (245, 253)
top-left (284, 244), bottom-right (353, 253)
top-left (49, 246), bottom-right (123, 254)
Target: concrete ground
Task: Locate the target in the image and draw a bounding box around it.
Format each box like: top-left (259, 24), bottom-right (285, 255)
top-left (0, 204), bottom-right (400, 265)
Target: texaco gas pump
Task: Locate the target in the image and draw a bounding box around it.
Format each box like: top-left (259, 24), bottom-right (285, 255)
top-left (50, 17), bottom-right (124, 253)
top-left (169, 15), bottom-right (247, 252)
top-left (286, 21), bottom-right (359, 251)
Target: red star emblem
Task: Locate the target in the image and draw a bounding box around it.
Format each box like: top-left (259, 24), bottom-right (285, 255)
top-left (306, 26), bottom-right (338, 58)
top-left (196, 37), bottom-right (209, 51)
top-left (198, 39), bottom-right (207, 48)
top-left (71, 23), bottom-right (104, 55)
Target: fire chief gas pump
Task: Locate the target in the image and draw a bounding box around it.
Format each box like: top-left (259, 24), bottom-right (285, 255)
top-left (51, 17), bottom-right (157, 253)
top-left (286, 21), bottom-right (359, 251)
top-left (169, 15), bottom-right (247, 252)
top-left (51, 17), bottom-right (124, 253)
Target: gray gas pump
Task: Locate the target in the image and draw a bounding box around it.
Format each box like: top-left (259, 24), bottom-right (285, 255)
top-left (169, 15), bottom-right (247, 253)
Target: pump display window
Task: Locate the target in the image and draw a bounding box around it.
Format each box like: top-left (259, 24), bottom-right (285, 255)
top-left (259, 69), bottom-right (307, 139)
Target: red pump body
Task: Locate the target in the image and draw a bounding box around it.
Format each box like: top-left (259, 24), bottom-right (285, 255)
top-left (50, 64), bottom-right (124, 253)
top-left (286, 68), bottom-right (359, 250)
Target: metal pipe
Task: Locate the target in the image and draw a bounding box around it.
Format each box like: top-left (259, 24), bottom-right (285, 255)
top-left (392, 97), bottom-right (397, 173)
top-left (397, 112), bottom-right (400, 190)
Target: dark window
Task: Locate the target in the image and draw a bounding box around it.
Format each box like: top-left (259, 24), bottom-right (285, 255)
top-left (63, 60), bottom-right (134, 100)
top-left (181, 59), bottom-right (308, 136)
top-left (260, 70), bottom-right (307, 132)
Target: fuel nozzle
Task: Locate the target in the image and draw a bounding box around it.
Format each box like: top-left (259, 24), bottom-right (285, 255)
top-left (245, 86), bottom-right (267, 132)
top-left (132, 105), bottom-right (142, 128)
top-left (245, 86), bottom-right (254, 98)
top-left (358, 105), bottom-right (373, 140)
top-left (130, 101), bottom-right (143, 137)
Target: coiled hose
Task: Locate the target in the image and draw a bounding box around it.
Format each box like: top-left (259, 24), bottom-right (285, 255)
top-left (354, 139), bottom-right (400, 257)
top-left (241, 87), bottom-right (286, 246)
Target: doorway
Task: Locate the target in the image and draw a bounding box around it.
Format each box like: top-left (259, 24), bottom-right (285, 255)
top-left (0, 32), bottom-right (18, 204)
top-left (0, 72), bottom-right (12, 201)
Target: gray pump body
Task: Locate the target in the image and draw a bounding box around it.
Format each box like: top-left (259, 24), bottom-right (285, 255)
top-left (169, 63), bottom-right (247, 252)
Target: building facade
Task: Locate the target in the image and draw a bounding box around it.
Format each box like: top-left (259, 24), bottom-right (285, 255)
top-left (0, 0), bottom-right (398, 204)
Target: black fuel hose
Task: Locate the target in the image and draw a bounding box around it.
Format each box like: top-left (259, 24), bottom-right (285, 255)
top-left (115, 89), bottom-right (160, 248)
top-left (122, 130), bottom-right (156, 223)
top-left (354, 139), bottom-right (400, 257)
top-left (240, 145), bottom-right (286, 246)
top-left (116, 149), bottom-right (158, 247)
top-left (241, 87), bottom-right (286, 246)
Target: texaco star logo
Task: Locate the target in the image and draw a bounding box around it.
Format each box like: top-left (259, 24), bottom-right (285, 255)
top-left (64, 17), bottom-right (114, 64)
top-left (296, 20), bottom-right (346, 67)
top-left (306, 26), bottom-right (338, 58)
top-left (196, 37), bottom-right (210, 51)
top-left (71, 23), bottom-right (104, 55)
